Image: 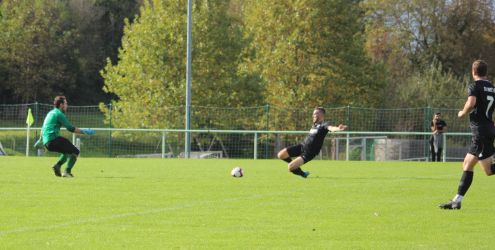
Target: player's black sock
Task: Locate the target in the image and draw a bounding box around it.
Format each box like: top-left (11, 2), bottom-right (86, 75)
top-left (457, 171), bottom-right (473, 196)
top-left (291, 168), bottom-right (305, 176)
top-left (283, 157), bottom-right (292, 163)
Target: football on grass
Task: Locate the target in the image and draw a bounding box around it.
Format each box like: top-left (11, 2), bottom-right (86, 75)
top-left (231, 167), bottom-right (243, 177)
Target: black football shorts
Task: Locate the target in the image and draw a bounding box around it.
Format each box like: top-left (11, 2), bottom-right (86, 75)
top-left (286, 144), bottom-right (317, 163)
top-left (468, 126), bottom-right (495, 160)
top-left (45, 136), bottom-right (80, 155)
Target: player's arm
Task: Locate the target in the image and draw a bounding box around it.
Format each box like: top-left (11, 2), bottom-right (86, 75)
top-left (72, 127), bottom-right (96, 135)
top-left (458, 96), bottom-right (476, 118)
top-left (431, 122), bottom-right (436, 132)
top-left (58, 114), bottom-right (95, 135)
top-left (328, 124), bottom-right (347, 132)
top-left (57, 113), bottom-right (77, 133)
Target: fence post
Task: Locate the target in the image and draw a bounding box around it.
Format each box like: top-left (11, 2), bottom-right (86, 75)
top-left (162, 131), bottom-right (166, 158)
top-left (442, 133), bottom-right (447, 162)
top-left (346, 132), bottom-right (350, 161)
top-left (34, 102), bottom-right (39, 127)
top-left (425, 106), bottom-right (432, 161)
top-left (34, 102), bottom-right (39, 140)
top-left (253, 132), bottom-right (258, 160)
top-left (264, 104), bottom-right (270, 159)
top-left (108, 103), bottom-right (113, 157)
top-left (336, 138), bottom-right (339, 160)
top-left (346, 106), bottom-right (351, 129)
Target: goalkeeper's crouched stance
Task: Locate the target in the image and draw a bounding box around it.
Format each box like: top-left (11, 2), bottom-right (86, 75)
top-left (34, 96), bottom-right (95, 178)
top-left (44, 136), bottom-right (80, 178)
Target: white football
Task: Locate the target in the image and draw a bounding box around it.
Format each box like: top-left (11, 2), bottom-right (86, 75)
top-left (231, 167), bottom-right (243, 177)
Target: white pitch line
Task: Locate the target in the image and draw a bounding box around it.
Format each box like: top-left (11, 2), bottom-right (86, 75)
top-left (0, 190), bottom-right (295, 236)
top-left (0, 174), bottom-right (459, 236)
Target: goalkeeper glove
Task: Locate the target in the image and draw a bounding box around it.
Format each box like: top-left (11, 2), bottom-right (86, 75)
top-left (81, 128), bottom-right (95, 135)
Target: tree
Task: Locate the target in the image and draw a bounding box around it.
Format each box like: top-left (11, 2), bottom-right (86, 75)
top-left (64, 0), bottom-right (142, 104)
top-left (0, 0), bottom-right (78, 103)
top-left (101, 0), bottom-right (258, 129)
top-left (398, 60), bottom-right (469, 108)
top-left (0, 0), bottom-right (141, 104)
top-left (362, 0), bottom-right (495, 107)
top-left (241, 0), bottom-right (386, 129)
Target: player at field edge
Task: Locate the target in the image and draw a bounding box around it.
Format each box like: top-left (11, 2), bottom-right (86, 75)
top-left (34, 96), bottom-right (95, 178)
top-left (277, 107), bottom-right (347, 178)
top-left (439, 60), bottom-right (495, 209)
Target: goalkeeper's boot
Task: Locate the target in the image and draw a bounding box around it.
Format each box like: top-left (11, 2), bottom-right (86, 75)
top-left (302, 171), bottom-right (310, 178)
top-left (62, 171), bottom-right (74, 178)
top-left (52, 164), bottom-right (62, 177)
top-left (439, 200), bottom-right (461, 210)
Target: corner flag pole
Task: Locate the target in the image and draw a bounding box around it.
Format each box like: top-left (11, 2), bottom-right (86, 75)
top-left (26, 108), bottom-right (34, 156)
top-left (185, 0), bottom-right (192, 158)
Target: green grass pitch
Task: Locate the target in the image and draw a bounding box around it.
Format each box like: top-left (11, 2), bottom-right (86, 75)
top-left (1, 157), bottom-right (495, 249)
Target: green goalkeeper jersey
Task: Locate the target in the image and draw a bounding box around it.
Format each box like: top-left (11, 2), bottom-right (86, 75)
top-left (41, 108), bottom-right (75, 144)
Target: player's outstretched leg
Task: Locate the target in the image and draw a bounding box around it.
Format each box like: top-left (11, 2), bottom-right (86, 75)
top-left (290, 168), bottom-right (309, 178)
top-left (277, 148), bottom-right (292, 163)
top-left (288, 157), bottom-right (309, 178)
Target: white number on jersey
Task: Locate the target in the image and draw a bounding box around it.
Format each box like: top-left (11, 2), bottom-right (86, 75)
top-left (487, 95), bottom-right (494, 119)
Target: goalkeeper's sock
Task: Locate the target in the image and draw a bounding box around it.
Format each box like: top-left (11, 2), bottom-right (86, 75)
top-left (57, 154), bottom-right (68, 166)
top-left (291, 168), bottom-right (305, 177)
top-left (66, 154), bottom-right (77, 173)
top-left (283, 157), bottom-right (292, 163)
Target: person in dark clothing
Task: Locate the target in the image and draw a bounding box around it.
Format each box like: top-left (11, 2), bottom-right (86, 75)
top-left (277, 107), bottom-right (347, 178)
top-left (430, 112), bottom-right (447, 162)
top-left (440, 60), bottom-right (495, 210)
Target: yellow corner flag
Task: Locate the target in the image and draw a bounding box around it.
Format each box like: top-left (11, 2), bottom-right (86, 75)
top-left (26, 108), bottom-right (34, 127)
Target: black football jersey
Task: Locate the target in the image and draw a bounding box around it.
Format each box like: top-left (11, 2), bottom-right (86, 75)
top-left (468, 80), bottom-right (495, 127)
top-left (302, 121), bottom-right (329, 153)
top-left (431, 120), bottom-right (447, 131)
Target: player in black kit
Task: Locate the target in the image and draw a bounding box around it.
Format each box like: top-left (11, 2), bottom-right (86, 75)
top-left (277, 107), bottom-right (347, 178)
top-left (440, 60), bottom-right (495, 209)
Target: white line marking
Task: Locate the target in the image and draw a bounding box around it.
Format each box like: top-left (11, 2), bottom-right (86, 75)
top-left (0, 174), bottom-right (459, 236)
top-left (0, 190), bottom-right (294, 236)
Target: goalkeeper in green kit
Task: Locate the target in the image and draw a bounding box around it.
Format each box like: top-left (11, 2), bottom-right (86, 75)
top-left (34, 96), bottom-right (95, 177)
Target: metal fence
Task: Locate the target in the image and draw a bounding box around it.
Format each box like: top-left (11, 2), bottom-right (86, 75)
top-left (0, 103), bottom-right (474, 161)
top-left (0, 127), bottom-right (470, 161)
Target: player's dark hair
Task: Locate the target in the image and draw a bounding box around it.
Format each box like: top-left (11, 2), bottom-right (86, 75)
top-left (315, 107), bottom-right (326, 114)
top-left (472, 60), bottom-right (488, 77)
top-left (54, 96), bottom-right (66, 108)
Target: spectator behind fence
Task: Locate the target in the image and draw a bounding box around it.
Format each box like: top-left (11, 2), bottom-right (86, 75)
top-left (430, 112), bottom-right (447, 162)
